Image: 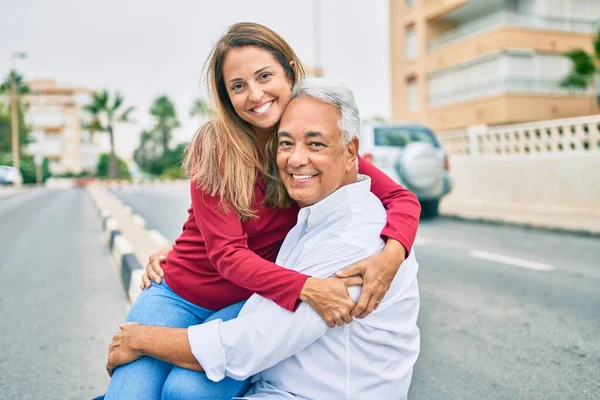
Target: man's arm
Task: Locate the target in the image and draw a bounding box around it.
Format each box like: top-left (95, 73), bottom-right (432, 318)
top-left (188, 243), bottom-right (371, 382)
top-left (106, 322), bottom-right (202, 375)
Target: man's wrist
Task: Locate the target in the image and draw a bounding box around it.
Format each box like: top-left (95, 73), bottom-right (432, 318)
top-left (129, 325), bottom-right (150, 356)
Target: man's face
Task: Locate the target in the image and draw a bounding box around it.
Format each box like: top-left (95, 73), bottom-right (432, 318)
top-left (276, 96), bottom-right (358, 208)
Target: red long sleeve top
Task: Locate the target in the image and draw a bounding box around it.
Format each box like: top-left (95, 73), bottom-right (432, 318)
top-left (163, 156), bottom-right (421, 312)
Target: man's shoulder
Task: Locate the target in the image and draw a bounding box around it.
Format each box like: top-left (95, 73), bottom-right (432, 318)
top-left (338, 193), bottom-right (386, 254)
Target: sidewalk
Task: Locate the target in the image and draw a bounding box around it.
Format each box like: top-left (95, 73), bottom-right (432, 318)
top-left (440, 197), bottom-right (600, 235)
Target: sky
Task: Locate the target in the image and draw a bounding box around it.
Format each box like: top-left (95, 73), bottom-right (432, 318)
top-left (0, 0), bottom-right (391, 159)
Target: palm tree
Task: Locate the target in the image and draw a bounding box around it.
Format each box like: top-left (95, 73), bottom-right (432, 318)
top-left (189, 97), bottom-right (215, 119)
top-left (560, 30), bottom-right (600, 104)
top-left (0, 71), bottom-right (30, 96)
top-left (81, 100), bottom-right (105, 144)
top-left (84, 90), bottom-right (135, 179)
top-left (150, 95), bottom-right (179, 153)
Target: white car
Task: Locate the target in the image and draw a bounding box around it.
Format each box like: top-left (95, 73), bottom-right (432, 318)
top-left (359, 121), bottom-right (452, 218)
top-left (0, 165), bottom-right (24, 186)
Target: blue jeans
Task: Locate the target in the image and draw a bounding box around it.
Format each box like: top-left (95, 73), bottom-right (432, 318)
top-left (104, 281), bottom-right (251, 400)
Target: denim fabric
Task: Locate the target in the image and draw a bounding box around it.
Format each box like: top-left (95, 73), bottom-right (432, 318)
top-left (103, 281), bottom-right (250, 400)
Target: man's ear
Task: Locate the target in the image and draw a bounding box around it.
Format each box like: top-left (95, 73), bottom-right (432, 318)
top-left (345, 137), bottom-right (359, 167)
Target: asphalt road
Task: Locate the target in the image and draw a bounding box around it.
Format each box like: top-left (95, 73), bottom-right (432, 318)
top-left (112, 184), bottom-right (600, 400)
top-left (0, 189), bottom-right (128, 399)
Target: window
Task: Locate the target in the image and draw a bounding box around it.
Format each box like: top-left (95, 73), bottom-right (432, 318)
top-left (405, 26), bottom-right (418, 60)
top-left (374, 126), bottom-right (439, 148)
top-left (406, 78), bottom-right (418, 112)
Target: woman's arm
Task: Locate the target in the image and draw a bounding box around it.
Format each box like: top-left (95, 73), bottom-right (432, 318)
top-left (336, 156), bottom-right (421, 318)
top-left (191, 182), bottom-right (309, 312)
top-left (357, 155), bottom-right (420, 253)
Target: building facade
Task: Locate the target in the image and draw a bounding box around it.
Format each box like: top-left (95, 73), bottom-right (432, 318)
top-left (390, 0), bottom-right (600, 132)
top-left (23, 79), bottom-right (109, 175)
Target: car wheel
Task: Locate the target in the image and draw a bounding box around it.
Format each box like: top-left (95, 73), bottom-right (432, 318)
top-left (420, 199), bottom-right (439, 219)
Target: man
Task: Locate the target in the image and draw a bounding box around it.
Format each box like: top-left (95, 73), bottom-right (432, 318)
top-left (107, 79), bottom-right (420, 399)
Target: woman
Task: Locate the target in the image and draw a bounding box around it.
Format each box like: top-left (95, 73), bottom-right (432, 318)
top-left (105, 22), bottom-right (421, 399)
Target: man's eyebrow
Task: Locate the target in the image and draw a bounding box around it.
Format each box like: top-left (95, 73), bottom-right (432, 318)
top-left (306, 131), bottom-right (324, 138)
top-left (228, 66), bottom-right (272, 84)
top-left (278, 131), bottom-right (292, 138)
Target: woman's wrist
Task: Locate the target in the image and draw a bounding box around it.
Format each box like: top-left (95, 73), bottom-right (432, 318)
top-left (383, 238), bottom-right (407, 266)
top-left (299, 277), bottom-right (318, 302)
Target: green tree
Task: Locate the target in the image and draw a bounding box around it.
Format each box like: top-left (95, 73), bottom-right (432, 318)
top-left (189, 97), bottom-right (215, 119)
top-left (96, 153), bottom-right (131, 180)
top-left (150, 95), bottom-right (179, 153)
top-left (133, 129), bottom-right (161, 170)
top-left (0, 152), bottom-right (50, 184)
top-left (84, 90), bottom-right (134, 179)
top-left (0, 72), bottom-right (31, 153)
top-left (560, 30), bottom-right (600, 104)
top-left (0, 70), bottom-right (30, 96)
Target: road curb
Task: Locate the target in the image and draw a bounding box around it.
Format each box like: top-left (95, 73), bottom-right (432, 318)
top-left (90, 203), bottom-right (143, 303)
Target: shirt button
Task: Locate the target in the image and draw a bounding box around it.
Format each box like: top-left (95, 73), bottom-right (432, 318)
top-left (280, 256), bottom-right (287, 262)
top-left (308, 220), bottom-right (314, 228)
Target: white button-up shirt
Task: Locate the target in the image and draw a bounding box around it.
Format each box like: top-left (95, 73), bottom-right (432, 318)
top-left (188, 175), bottom-right (420, 399)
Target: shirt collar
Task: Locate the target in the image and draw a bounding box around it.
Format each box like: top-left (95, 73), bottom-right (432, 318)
top-left (298, 174), bottom-right (372, 229)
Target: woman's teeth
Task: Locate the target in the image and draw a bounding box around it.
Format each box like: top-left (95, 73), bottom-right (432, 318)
top-left (252, 101), bottom-right (273, 114)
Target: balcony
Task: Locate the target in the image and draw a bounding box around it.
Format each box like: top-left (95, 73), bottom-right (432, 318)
top-left (424, 0), bottom-right (468, 21)
top-left (429, 10), bottom-right (598, 51)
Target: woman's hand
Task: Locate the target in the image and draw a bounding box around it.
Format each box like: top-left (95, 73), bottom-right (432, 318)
top-left (336, 239), bottom-right (407, 319)
top-left (140, 246), bottom-right (173, 289)
top-left (299, 276), bottom-right (363, 328)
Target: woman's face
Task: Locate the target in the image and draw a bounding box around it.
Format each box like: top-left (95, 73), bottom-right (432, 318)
top-left (222, 46), bottom-right (293, 134)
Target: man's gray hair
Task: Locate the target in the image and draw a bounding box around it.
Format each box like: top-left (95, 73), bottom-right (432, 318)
top-left (290, 78), bottom-right (360, 147)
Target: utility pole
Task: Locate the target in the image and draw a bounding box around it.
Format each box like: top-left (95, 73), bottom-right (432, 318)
top-left (10, 52), bottom-right (27, 188)
top-left (313, 0), bottom-right (323, 78)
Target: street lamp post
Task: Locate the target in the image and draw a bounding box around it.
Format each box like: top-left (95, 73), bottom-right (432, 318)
top-left (313, 0), bottom-right (323, 78)
top-left (10, 52), bottom-right (27, 188)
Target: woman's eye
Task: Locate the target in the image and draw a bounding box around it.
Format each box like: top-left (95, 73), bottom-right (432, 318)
top-left (231, 83), bottom-right (244, 91)
top-left (260, 72), bottom-right (272, 80)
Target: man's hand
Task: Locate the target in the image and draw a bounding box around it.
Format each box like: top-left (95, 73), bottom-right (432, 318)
top-left (106, 322), bottom-right (144, 376)
top-left (336, 239), bottom-right (406, 319)
top-left (141, 246), bottom-right (173, 289)
top-left (299, 276), bottom-right (363, 328)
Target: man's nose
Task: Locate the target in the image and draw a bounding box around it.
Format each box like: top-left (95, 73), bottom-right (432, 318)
top-left (288, 146), bottom-right (309, 168)
top-left (248, 84), bottom-right (264, 103)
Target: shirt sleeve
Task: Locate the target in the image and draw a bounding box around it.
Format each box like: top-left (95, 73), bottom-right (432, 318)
top-left (187, 242), bottom-right (370, 382)
top-left (190, 182), bottom-right (309, 312)
top-left (357, 155), bottom-right (420, 254)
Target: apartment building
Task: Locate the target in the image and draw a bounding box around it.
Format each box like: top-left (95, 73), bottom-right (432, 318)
top-left (23, 79), bottom-right (109, 175)
top-left (390, 0), bottom-right (599, 132)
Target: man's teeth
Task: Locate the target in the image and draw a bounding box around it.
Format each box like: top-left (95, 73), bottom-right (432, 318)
top-left (292, 174), bottom-right (314, 180)
top-left (252, 101), bottom-right (273, 114)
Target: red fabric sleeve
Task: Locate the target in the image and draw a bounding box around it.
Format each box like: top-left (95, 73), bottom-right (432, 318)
top-left (191, 183), bottom-right (309, 312)
top-left (357, 155), bottom-right (421, 254)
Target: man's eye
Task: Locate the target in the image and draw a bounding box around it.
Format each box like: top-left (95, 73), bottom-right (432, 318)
top-left (310, 142), bottom-right (325, 148)
top-left (278, 141), bottom-right (293, 147)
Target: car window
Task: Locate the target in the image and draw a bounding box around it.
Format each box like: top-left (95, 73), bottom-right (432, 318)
top-left (373, 126), bottom-right (439, 148)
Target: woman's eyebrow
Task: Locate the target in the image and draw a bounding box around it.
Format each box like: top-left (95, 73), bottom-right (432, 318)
top-left (227, 66), bottom-right (273, 84)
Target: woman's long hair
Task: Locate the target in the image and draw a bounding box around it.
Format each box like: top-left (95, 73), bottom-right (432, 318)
top-left (183, 22), bottom-right (305, 220)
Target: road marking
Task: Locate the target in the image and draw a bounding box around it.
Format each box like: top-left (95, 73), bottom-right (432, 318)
top-left (469, 249), bottom-right (554, 271)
